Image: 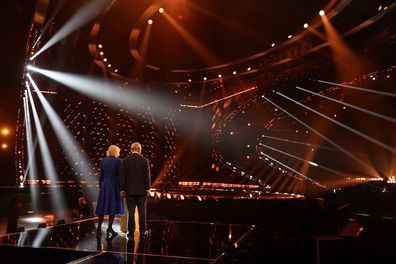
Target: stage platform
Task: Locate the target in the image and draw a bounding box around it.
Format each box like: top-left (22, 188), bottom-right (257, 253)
top-left (0, 218), bottom-right (254, 263)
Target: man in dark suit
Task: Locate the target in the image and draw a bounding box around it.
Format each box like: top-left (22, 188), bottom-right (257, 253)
top-left (120, 142), bottom-right (151, 239)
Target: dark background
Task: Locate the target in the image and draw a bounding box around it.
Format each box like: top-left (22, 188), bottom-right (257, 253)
top-left (0, 0), bottom-right (35, 185)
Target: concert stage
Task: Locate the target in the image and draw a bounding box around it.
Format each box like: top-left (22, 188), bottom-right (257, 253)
top-left (1, 184), bottom-right (395, 264)
top-left (0, 218), bottom-right (253, 263)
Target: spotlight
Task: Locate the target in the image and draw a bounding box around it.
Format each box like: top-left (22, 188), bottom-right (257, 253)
top-left (203, 77), bottom-right (207, 81)
top-left (98, 44), bottom-right (102, 48)
top-left (288, 35), bottom-right (292, 39)
top-left (159, 7), bottom-right (164, 13)
top-left (26, 65), bottom-right (33, 71)
top-left (99, 51), bottom-right (104, 55)
top-left (319, 10), bottom-right (325, 16)
top-left (232, 71), bottom-right (237, 75)
top-left (1, 128), bottom-right (10, 136)
top-left (271, 43), bottom-right (275, 47)
top-left (218, 74), bottom-right (222, 78)
top-left (188, 78), bottom-right (192, 82)
top-left (303, 23), bottom-right (309, 28)
top-left (148, 19), bottom-right (153, 25)
top-left (1, 143), bottom-right (7, 149)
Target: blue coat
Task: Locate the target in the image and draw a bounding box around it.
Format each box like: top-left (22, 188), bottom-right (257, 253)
top-left (95, 156), bottom-right (124, 215)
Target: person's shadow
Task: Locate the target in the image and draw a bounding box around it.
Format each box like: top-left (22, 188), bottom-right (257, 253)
top-left (126, 238), bottom-right (146, 264)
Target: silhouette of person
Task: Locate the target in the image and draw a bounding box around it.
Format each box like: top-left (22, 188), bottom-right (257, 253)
top-left (75, 197), bottom-right (92, 220)
top-left (6, 196), bottom-right (22, 234)
top-left (120, 142), bottom-right (151, 240)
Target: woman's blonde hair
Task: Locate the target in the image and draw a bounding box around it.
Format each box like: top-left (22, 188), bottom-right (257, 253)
top-left (106, 145), bottom-right (120, 157)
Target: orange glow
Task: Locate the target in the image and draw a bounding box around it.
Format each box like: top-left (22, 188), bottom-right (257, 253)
top-left (131, 20), bottom-right (152, 78)
top-left (148, 19), bottom-right (153, 25)
top-left (1, 128), bottom-right (10, 136)
top-left (162, 12), bottom-right (219, 66)
top-left (1, 143), bottom-right (7, 149)
top-left (180, 86), bottom-right (257, 109)
top-left (307, 27), bottom-right (327, 41)
top-left (321, 14), bottom-right (370, 80)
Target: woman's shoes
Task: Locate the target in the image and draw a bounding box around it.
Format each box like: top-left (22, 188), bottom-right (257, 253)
top-left (106, 228), bottom-right (118, 240)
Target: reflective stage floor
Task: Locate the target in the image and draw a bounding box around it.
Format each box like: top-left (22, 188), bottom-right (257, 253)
top-left (0, 218), bottom-right (254, 263)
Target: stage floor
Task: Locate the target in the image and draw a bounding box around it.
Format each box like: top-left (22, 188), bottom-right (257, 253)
top-left (0, 218), bottom-right (254, 263)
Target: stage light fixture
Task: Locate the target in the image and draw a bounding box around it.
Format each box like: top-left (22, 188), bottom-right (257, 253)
top-left (148, 19), bottom-right (153, 24)
top-left (159, 7), bottom-right (164, 13)
top-left (303, 23), bottom-right (309, 28)
top-left (319, 10), bottom-right (325, 16)
top-left (1, 128), bottom-right (9, 136)
top-left (98, 44), bottom-right (102, 48)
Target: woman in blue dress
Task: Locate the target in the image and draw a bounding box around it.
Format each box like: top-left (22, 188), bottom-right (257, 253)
top-left (96, 145), bottom-right (124, 240)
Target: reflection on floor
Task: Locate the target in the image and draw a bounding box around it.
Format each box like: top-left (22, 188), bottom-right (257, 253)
top-left (0, 218), bottom-right (254, 263)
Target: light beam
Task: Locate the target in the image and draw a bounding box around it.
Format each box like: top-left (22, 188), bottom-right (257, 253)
top-left (26, 77), bottom-right (68, 220)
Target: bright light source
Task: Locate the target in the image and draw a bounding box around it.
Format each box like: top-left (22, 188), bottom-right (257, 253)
top-left (188, 78), bottom-right (192, 82)
top-left (98, 44), bottom-right (102, 48)
top-left (1, 143), bottom-right (7, 149)
top-left (218, 74), bottom-right (222, 78)
top-left (1, 128), bottom-right (10, 136)
top-left (26, 65), bottom-right (33, 70)
top-left (288, 35), bottom-right (292, 39)
top-left (99, 51), bottom-right (104, 55)
top-left (203, 77), bottom-right (207, 81)
top-left (247, 67), bottom-right (251, 71)
top-left (23, 216), bottom-right (46, 223)
top-left (103, 58), bottom-right (107, 62)
top-left (271, 43), bottom-right (275, 47)
top-left (232, 71), bottom-right (237, 75)
top-left (319, 10), bottom-right (325, 16)
top-left (148, 19), bottom-right (153, 25)
top-left (107, 64), bottom-right (112, 68)
top-left (159, 7), bottom-right (164, 13)
top-left (303, 23), bottom-right (309, 28)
